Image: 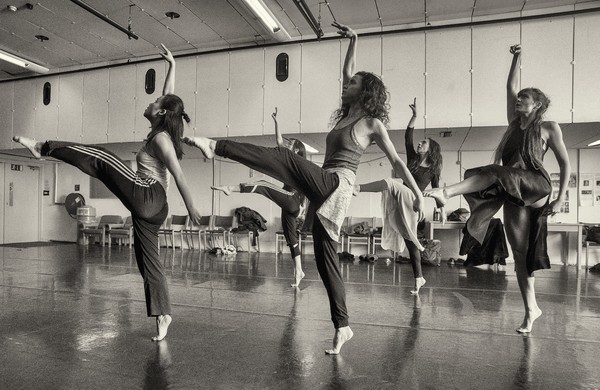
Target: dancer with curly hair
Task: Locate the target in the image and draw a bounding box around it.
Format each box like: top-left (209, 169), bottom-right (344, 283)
top-left (212, 108), bottom-right (308, 287)
top-left (13, 44), bottom-right (201, 341)
top-left (425, 44), bottom-right (570, 333)
top-left (183, 22), bottom-right (423, 354)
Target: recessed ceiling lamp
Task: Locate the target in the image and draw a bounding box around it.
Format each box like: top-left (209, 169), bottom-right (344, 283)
top-left (241, 0), bottom-right (290, 41)
top-left (0, 48), bottom-right (49, 73)
top-left (165, 11), bottom-right (180, 19)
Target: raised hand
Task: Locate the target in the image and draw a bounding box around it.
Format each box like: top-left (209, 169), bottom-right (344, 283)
top-left (271, 107), bottom-right (278, 122)
top-left (509, 44), bottom-right (521, 56)
top-left (332, 21), bottom-right (356, 39)
top-left (159, 43), bottom-right (175, 64)
top-left (409, 98), bottom-right (417, 117)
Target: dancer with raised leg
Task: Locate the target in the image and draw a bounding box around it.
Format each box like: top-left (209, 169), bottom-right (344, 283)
top-left (13, 44), bottom-right (201, 341)
top-left (355, 99), bottom-right (444, 295)
top-left (212, 108), bottom-right (308, 287)
top-left (424, 44), bottom-right (570, 333)
top-left (183, 22), bottom-right (424, 354)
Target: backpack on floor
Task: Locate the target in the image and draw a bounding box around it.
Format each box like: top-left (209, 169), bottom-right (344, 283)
top-left (419, 239), bottom-right (442, 266)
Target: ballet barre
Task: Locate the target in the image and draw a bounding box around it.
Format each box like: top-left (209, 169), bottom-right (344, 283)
top-left (426, 221), bottom-right (584, 268)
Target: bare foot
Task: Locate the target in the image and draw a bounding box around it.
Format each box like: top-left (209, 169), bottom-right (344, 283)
top-left (325, 326), bottom-right (353, 355)
top-left (516, 308), bottom-right (542, 333)
top-left (152, 314), bottom-right (172, 341)
top-left (423, 187), bottom-right (448, 207)
top-left (291, 270), bottom-right (305, 287)
top-left (181, 136), bottom-right (215, 158)
top-left (13, 136), bottom-right (43, 159)
top-left (211, 185), bottom-right (232, 196)
top-left (410, 277), bottom-right (426, 295)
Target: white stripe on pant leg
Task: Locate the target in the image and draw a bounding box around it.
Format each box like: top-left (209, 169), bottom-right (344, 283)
top-left (69, 145), bottom-right (149, 186)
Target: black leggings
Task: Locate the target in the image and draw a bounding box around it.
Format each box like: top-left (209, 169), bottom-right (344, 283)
top-left (216, 140), bottom-right (348, 328)
top-left (42, 141), bottom-right (171, 316)
top-left (240, 180), bottom-right (302, 258)
top-left (405, 239), bottom-right (423, 278)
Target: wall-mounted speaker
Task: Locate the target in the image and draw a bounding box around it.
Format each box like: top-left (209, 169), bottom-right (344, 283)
top-left (43, 82), bottom-right (51, 105)
top-left (145, 69), bottom-right (156, 94)
top-left (276, 53), bottom-right (289, 82)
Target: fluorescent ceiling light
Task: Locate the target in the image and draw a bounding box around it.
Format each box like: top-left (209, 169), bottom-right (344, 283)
top-left (0, 49), bottom-right (49, 73)
top-left (588, 139), bottom-right (600, 147)
top-left (242, 0), bottom-right (281, 33)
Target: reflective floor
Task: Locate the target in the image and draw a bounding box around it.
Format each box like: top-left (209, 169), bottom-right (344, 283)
top-left (1, 243), bottom-right (599, 389)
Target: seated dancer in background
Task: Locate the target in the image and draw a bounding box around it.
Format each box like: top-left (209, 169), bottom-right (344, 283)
top-left (182, 22), bottom-right (423, 354)
top-left (424, 44), bottom-right (570, 333)
top-left (212, 108), bottom-right (308, 287)
top-left (13, 44), bottom-right (202, 341)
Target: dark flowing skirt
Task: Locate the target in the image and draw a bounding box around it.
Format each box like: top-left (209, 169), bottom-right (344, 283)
top-left (460, 164), bottom-right (552, 276)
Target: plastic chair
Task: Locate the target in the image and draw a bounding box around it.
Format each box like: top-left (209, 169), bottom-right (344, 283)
top-left (81, 215), bottom-right (123, 246)
top-left (182, 215), bottom-right (211, 250)
top-left (371, 217), bottom-right (384, 252)
top-left (107, 216), bottom-right (133, 247)
top-left (206, 215), bottom-right (234, 249)
top-left (158, 215), bottom-right (189, 249)
top-left (344, 216), bottom-right (374, 255)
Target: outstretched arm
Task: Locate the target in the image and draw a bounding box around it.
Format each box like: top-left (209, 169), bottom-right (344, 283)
top-left (272, 107), bottom-right (285, 148)
top-left (545, 122), bottom-right (571, 214)
top-left (370, 119), bottom-right (424, 213)
top-left (405, 98), bottom-right (418, 162)
top-left (354, 180), bottom-right (387, 194)
top-left (507, 44), bottom-right (521, 123)
top-left (160, 44), bottom-right (176, 96)
top-left (333, 22), bottom-right (357, 86)
top-left (153, 133), bottom-right (201, 224)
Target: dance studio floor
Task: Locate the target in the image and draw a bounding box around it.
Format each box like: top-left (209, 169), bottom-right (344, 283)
top-left (1, 243), bottom-right (599, 389)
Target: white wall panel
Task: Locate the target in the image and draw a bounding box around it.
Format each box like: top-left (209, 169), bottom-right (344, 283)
top-left (12, 80), bottom-right (36, 144)
top-left (58, 74), bottom-right (83, 142)
top-left (0, 83), bottom-right (14, 149)
top-left (521, 17), bottom-right (574, 123)
top-left (228, 49), bottom-right (265, 137)
top-left (264, 45), bottom-right (302, 135)
top-left (172, 57), bottom-right (198, 137)
top-left (425, 28), bottom-right (472, 128)
top-left (472, 23), bottom-right (521, 126)
top-left (82, 69), bottom-right (109, 144)
top-left (196, 52), bottom-right (229, 138)
top-left (108, 66), bottom-right (136, 143)
top-left (134, 61), bottom-right (166, 141)
top-left (382, 32), bottom-right (426, 131)
top-left (35, 77), bottom-right (59, 141)
top-left (300, 40), bottom-right (341, 133)
top-left (573, 14), bottom-right (600, 122)
top-left (354, 35), bottom-right (382, 76)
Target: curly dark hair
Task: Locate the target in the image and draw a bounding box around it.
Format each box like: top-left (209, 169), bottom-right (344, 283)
top-left (331, 71), bottom-right (390, 126)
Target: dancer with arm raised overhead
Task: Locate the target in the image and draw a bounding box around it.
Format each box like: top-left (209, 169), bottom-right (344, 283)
top-left (183, 22), bottom-right (424, 354)
top-left (211, 108), bottom-right (308, 287)
top-left (424, 44), bottom-right (570, 333)
top-left (14, 44), bottom-right (202, 341)
top-left (356, 99), bottom-right (443, 295)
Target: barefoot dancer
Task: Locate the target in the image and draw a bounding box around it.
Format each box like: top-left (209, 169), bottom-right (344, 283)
top-left (424, 44), bottom-right (570, 333)
top-left (354, 178), bottom-right (425, 293)
top-left (212, 108), bottom-right (308, 287)
top-left (13, 44), bottom-right (202, 341)
top-left (183, 22), bottom-right (423, 355)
